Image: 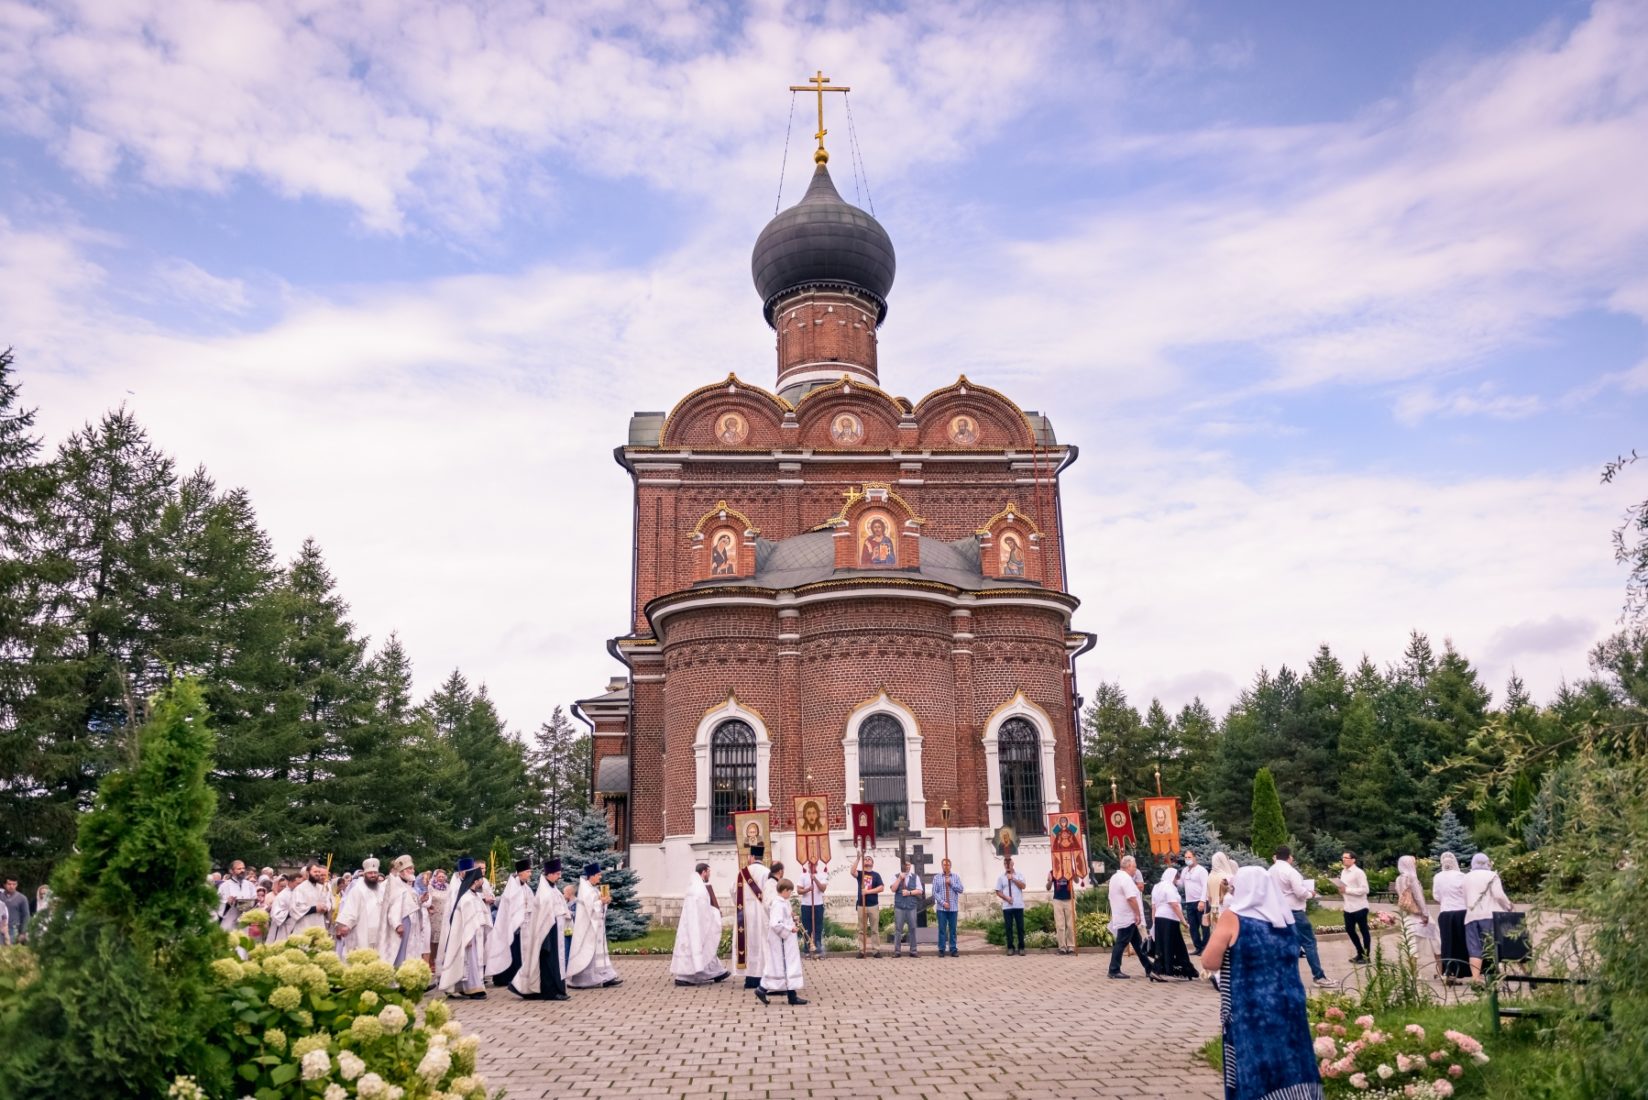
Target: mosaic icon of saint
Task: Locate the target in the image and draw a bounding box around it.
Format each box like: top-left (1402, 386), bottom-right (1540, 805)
top-left (950, 416), bottom-right (979, 444)
top-left (718, 414), bottom-right (747, 444)
top-left (743, 819), bottom-right (763, 851)
top-left (710, 532), bottom-right (736, 575)
top-left (1001, 533), bottom-right (1025, 577)
top-left (799, 800), bottom-right (825, 833)
top-left (860, 517), bottom-right (896, 567)
top-left (831, 414), bottom-right (863, 444)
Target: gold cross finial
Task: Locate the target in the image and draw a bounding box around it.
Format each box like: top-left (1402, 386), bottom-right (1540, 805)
top-left (789, 69), bottom-right (850, 165)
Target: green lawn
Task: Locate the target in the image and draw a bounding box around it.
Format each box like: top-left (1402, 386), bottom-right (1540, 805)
top-left (610, 927), bottom-right (676, 953)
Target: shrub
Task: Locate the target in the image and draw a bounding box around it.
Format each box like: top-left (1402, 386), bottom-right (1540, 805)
top-left (1076, 914), bottom-right (1114, 949)
top-left (1075, 888), bottom-right (1110, 917)
top-left (1307, 996), bottom-right (1490, 1096)
top-left (1025, 903), bottom-right (1055, 934)
top-left (1026, 931), bottom-right (1058, 950)
top-left (1250, 768), bottom-right (1288, 856)
top-left (824, 937), bottom-right (857, 954)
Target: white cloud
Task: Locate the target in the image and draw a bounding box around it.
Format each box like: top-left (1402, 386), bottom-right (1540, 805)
top-left (1393, 383), bottom-right (1542, 426)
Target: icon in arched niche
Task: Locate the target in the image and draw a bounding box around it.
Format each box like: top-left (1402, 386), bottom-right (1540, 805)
top-left (716, 411), bottom-right (749, 445)
top-left (1000, 532), bottom-right (1026, 577)
top-left (948, 414), bottom-right (981, 445)
top-left (830, 412), bottom-right (864, 445)
top-left (858, 510), bottom-right (898, 568)
top-left (709, 528), bottom-right (738, 576)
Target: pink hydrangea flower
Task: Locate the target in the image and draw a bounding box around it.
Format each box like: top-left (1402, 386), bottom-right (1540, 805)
top-left (1434, 1080), bottom-right (1455, 1098)
top-left (1314, 1037), bottom-right (1338, 1059)
top-left (1356, 1015), bottom-right (1376, 1029)
top-left (1405, 1024), bottom-right (1426, 1039)
top-left (1349, 1073), bottom-right (1369, 1091)
top-left (1448, 1065), bottom-right (1463, 1078)
top-left (1334, 1025), bottom-right (1348, 1038)
top-left (1317, 1023), bottom-right (1332, 1036)
top-left (1430, 1051), bottom-right (1446, 1063)
top-left (1326, 1006), bottom-right (1347, 1020)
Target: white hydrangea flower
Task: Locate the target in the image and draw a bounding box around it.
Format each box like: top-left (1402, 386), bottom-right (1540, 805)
top-left (338, 1050), bottom-right (366, 1081)
top-left (301, 1049), bottom-right (331, 1081)
top-left (378, 1003), bottom-right (409, 1033)
top-left (324, 1085), bottom-right (347, 1100)
top-left (355, 1072), bottom-right (387, 1098)
top-left (418, 1046), bottom-right (453, 1081)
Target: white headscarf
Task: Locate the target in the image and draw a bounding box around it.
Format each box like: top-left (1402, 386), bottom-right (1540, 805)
top-left (1210, 852), bottom-right (1237, 879)
top-left (1439, 852), bottom-right (1460, 873)
top-left (1229, 865), bottom-right (1293, 928)
top-left (1470, 853), bottom-right (1492, 871)
top-left (1395, 855), bottom-right (1423, 905)
top-left (1151, 867), bottom-right (1181, 914)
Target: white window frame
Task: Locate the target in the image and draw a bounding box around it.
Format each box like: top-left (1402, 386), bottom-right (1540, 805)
top-left (841, 691), bottom-right (925, 833)
top-left (981, 691), bottom-right (1059, 832)
top-left (692, 695), bottom-right (772, 842)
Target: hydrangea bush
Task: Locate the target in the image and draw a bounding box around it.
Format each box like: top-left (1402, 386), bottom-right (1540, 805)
top-left (1308, 1000), bottom-right (1489, 1098)
top-left (199, 926), bottom-right (498, 1099)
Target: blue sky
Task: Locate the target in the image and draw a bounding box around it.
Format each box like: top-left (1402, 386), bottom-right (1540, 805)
top-left (2, 0), bottom-right (1644, 729)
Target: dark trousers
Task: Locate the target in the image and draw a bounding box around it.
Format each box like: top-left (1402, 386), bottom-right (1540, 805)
top-left (936, 910), bottom-right (958, 954)
top-left (801, 904), bottom-right (826, 955)
top-left (492, 931), bottom-right (522, 987)
top-left (1344, 908), bottom-right (1371, 959)
top-left (1186, 900), bottom-right (1208, 952)
top-left (1108, 924), bottom-right (1149, 975)
top-left (1003, 907), bottom-right (1026, 951)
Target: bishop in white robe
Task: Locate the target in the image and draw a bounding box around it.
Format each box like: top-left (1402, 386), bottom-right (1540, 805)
top-left (566, 863), bottom-right (622, 988)
top-left (334, 857), bottom-right (387, 958)
top-left (510, 859), bottom-right (570, 1000)
top-left (755, 878), bottom-right (806, 1006)
top-left (379, 855), bottom-right (422, 967)
top-left (437, 859), bottom-right (490, 997)
top-left (670, 862), bottom-right (730, 986)
top-left (486, 859), bottom-right (533, 986)
top-left (734, 847), bottom-right (771, 990)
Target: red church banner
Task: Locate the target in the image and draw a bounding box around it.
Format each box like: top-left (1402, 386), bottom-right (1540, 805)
top-left (1143, 797), bottom-right (1181, 857)
top-left (849, 802), bottom-right (876, 850)
top-left (1103, 801), bottom-right (1136, 849)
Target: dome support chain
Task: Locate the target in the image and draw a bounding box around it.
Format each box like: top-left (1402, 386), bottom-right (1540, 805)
top-left (775, 91), bottom-right (797, 216)
top-left (844, 92), bottom-right (876, 216)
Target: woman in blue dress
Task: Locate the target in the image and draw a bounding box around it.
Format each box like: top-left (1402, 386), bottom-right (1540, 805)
top-left (1201, 866), bottom-right (1323, 1100)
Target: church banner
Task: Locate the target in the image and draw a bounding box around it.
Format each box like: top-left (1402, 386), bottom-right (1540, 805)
top-left (1143, 797), bottom-right (1180, 857)
top-left (794, 794), bottom-right (831, 865)
top-left (1103, 801), bottom-right (1136, 849)
top-left (849, 802), bottom-right (876, 850)
top-left (1047, 811), bottom-right (1088, 880)
top-left (733, 809), bottom-right (770, 864)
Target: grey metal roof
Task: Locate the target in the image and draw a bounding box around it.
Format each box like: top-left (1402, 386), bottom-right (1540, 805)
top-left (752, 164), bottom-right (896, 326)
top-left (696, 530), bottom-right (1042, 592)
top-left (595, 756), bottom-right (629, 795)
top-left (628, 412), bottom-right (667, 447)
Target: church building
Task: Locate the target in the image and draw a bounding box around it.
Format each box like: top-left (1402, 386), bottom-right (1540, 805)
top-left (578, 101), bottom-right (1094, 914)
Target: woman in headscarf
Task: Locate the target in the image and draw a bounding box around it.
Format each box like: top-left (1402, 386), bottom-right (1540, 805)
top-left (1202, 866), bottom-right (1323, 1100)
top-left (1206, 853), bottom-right (1239, 918)
top-left (1393, 855), bottom-right (1439, 974)
top-left (1463, 852), bottom-right (1513, 980)
top-left (1151, 867), bottom-right (1197, 980)
top-left (1431, 852), bottom-right (1470, 982)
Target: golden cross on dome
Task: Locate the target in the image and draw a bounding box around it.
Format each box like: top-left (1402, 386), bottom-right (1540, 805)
top-left (789, 69), bottom-right (850, 164)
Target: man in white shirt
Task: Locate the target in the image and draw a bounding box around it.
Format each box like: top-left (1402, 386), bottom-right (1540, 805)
top-left (1336, 850), bottom-right (1372, 965)
top-left (1180, 850), bottom-right (1211, 955)
top-left (1105, 856), bottom-right (1150, 979)
top-left (1269, 846), bottom-right (1331, 985)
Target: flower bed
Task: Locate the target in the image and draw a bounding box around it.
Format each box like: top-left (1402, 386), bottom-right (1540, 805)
top-left (201, 922), bottom-right (499, 1099)
top-left (1309, 996), bottom-right (1489, 1098)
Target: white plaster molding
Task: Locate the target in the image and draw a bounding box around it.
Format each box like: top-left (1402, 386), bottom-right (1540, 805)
top-left (692, 695), bottom-right (772, 843)
top-left (980, 691), bottom-right (1059, 833)
top-left (841, 691), bottom-right (926, 832)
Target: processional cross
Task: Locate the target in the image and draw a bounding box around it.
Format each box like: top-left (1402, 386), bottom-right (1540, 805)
top-left (789, 69), bottom-right (850, 165)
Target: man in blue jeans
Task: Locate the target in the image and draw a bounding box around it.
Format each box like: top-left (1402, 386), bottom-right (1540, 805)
top-left (931, 858), bottom-right (963, 957)
top-left (1270, 845), bottom-right (1332, 986)
top-left (995, 857), bottom-right (1027, 956)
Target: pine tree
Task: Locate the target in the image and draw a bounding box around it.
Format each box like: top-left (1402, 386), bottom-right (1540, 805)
top-left (424, 673), bottom-right (533, 859)
top-left (0, 677), bottom-right (222, 1098)
top-left (1249, 767), bottom-right (1288, 856)
top-left (559, 808), bottom-right (651, 940)
top-left (528, 706), bottom-right (590, 856)
top-left (1431, 807), bottom-right (1476, 863)
top-left (1178, 797), bottom-right (1223, 864)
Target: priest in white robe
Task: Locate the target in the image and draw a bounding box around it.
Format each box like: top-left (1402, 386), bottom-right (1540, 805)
top-left (509, 859), bottom-right (571, 1000)
top-left (566, 862), bottom-right (622, 988)
top-left (670, 862), bottom-right (730, 986)
top-left (334, 857), bottom-right (388, 959)
top-left (285, 863), bottom-right (333, 937)
top-left (379, 855), bottom-right (422, 967)
top-left (734, 845), bottom-right (771, 990)
top-left (486, 858), bottom-right (533, 986)
top-left (755, 877), bottom-right (807, 1006)
top-left (437, 858), bottom-right (489, 998)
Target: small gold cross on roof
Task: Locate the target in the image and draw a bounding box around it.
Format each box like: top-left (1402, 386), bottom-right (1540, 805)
top-left (789, 69), bottom-right (850, 165)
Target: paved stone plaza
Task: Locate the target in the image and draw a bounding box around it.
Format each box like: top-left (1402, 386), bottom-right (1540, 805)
top-left (452, 948), bottom-right (1230, 1099)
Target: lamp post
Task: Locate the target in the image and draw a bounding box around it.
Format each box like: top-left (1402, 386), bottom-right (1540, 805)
top-left (940, 799), bottom-right (951, 862)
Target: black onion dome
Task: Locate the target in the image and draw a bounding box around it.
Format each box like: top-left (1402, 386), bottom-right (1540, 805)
top-left (752, 164), bottom-right (896, 327)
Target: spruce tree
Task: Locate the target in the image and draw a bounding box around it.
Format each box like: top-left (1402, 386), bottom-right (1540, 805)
top-left (1431, 807), bottom-right (1476, 863)
top-left (560, 808), bottom-right (651, 940)
top-left (0, 677), bottom-right (222, 1098)
top-left (528, 705), bottom-right (591, 856)
top-left (1249, 767), bottom-right (1288, 856)
top-left (425, 675), bottom-right (533, 859)
top-left (1177, 797), bottom-right (1223, 864)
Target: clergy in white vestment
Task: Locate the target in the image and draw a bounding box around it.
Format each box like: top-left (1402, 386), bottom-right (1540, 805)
top-left (486, 858), bottom-right (534, 986)
top-left (216, 861), bottom-right (258, 933)
top-left (285, 863), bottom-right (333, 937)
top-left (566, 863), bottom-right (622, 988)
top-left (734, 845), bottom-right (771, 990)
top-left (379, 855), bottom-right (422, 966)
top-left (266, 874), bottom-right (297, 944)
top-left (437, 858), bottom-right (490, 997)
top-left (510, 859), bottom-right (571, 1000)
top-left (671, 862), bottom-right (730, 986)
top-left (755, 878), bottom-right (806, 1006)
top-left (334, 857), bottom-right (387, 959)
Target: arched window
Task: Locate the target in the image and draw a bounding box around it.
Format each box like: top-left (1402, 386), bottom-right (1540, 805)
top-left (859, 714), bottom-right (908, 838)
top-left (709, 720), bottom-right (756, 841)
top-left (998, 718), bottom-right (1045, 837)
